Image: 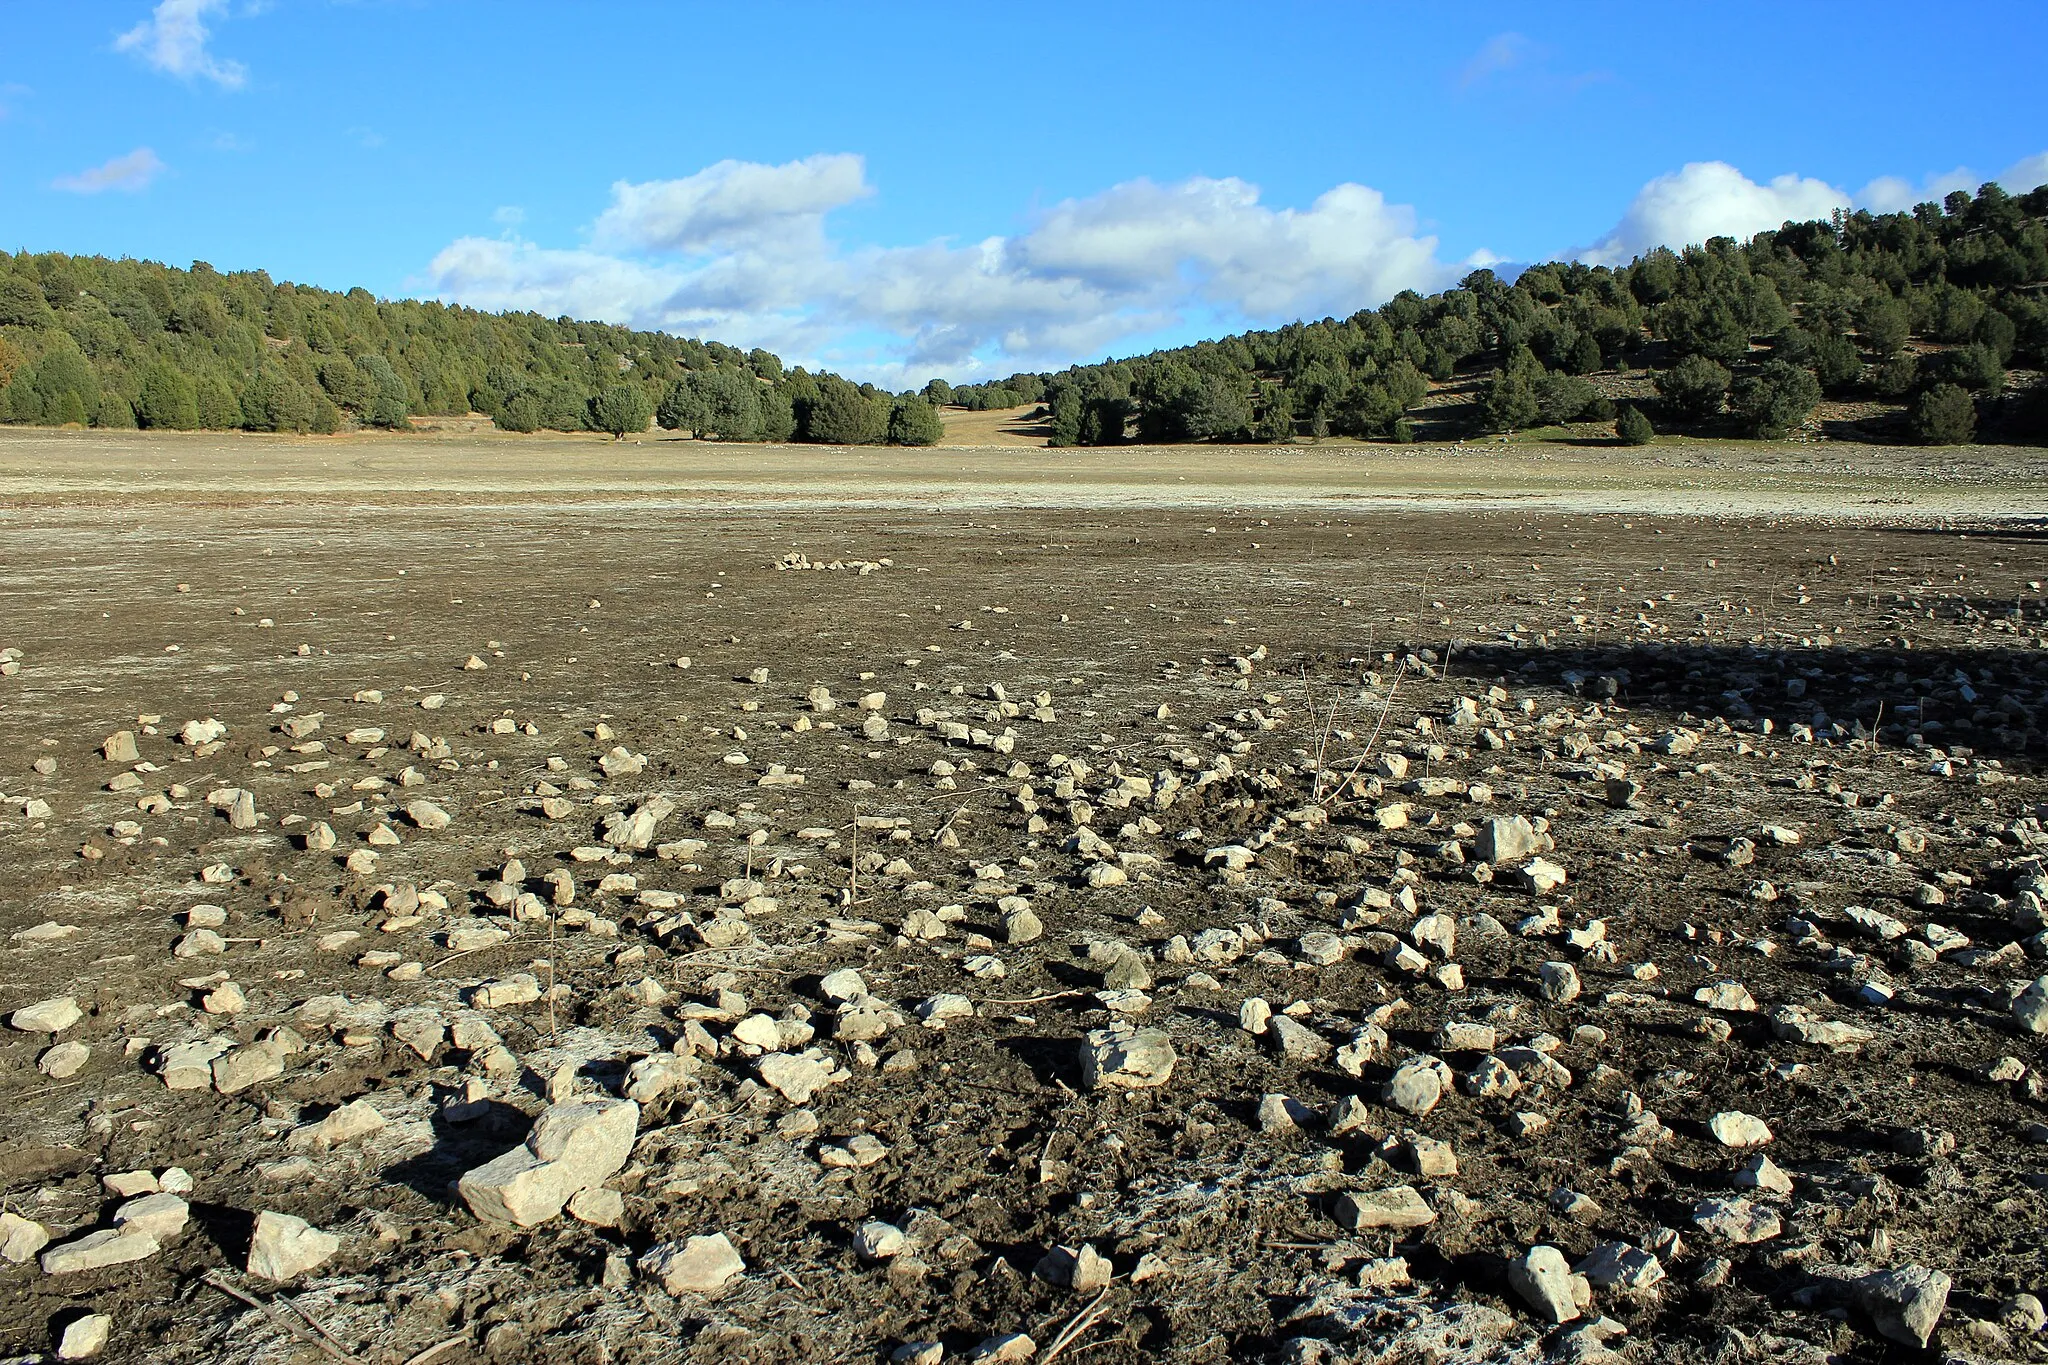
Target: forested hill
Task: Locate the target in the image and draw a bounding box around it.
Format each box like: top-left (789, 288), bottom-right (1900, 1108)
top-left (940, 181), bottom-right (2048, 447)
top-left (4, 181), bottom-right (2045, 447)
top-left (0, 254), bottom-right (945, 444)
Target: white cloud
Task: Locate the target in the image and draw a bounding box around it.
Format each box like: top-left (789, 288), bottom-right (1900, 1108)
top-left (2002, 151), bottom-right (2048, 195)
top-left (1855, 167), bottom-right (1977, 215)
top-left (1577, 161), bottom-right (1850, 265)
top-left (1860, 150), bottom-right (2048, 211)
top-left (1582, 151), bottom-right (2048, 266)
top-left (116, 0), bottom-right (246, 89)
top-left (54, 147), bottom-right (166, 194)
top-left (422, 156), bottom-right (1457, 385)
top-left (592, 153), bottom-right (872, 253)
top-left (1459, 32), bottom-right (1537, 89)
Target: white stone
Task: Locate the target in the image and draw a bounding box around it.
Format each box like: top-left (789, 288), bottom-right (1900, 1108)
top-left (1508, 1245), bottom-right (1581, 1324)
top-left (1078, 1024), bottom-right (1176, 1089)
top-left (41, 1228), bottom-right (160, 1275)
top-left (113, 1193), bottom-right (188, 1242)
top-left (458, 1099), bottom-right (640, 1227)
top-left (1708, 1111), bottom-right (1773, 1148)
top-left (57, 1314), bottom-right (111, 1360)
top-left (10, 996), bottom-right (82, 1033)
top-left (0, 1212), bottom-right (50, 1263)
top-left (246, 1210), bottom-right (340, 1280)
top-left (641, 1233), bottom-right (745, 1295)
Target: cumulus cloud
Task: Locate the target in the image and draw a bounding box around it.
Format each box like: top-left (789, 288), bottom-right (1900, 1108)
top-left (1577, 162), bottom-right (1850, 265)
top-left (422, 155), bottom-right (1458, 385)
top-left (1859, 150), bottom-right (2048, 212)
top-left (54, 147), bottom-right (166, 194)
top-left (592, 154), bottom-right (871, 253)
top-left (1583, 151), bottom-right (2048, 266)
top-left (116, 0), bottom-right (246, 89)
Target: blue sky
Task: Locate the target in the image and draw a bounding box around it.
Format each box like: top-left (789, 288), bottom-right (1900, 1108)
top-left (5, 1), bottom-right (2045, 386)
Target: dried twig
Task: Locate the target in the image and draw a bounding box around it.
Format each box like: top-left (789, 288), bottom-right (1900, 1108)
top-left (1317, 658), bottom-right (1408, 809)
top-left (399, 1336), bottom-right (468, 1365)
top-left (1043, 1287), bottom-right (1113, 1362)
top-left (202, 1273), bottom-right (360, 1364)
top-left (978, 988), bottom-right (1090, 1007)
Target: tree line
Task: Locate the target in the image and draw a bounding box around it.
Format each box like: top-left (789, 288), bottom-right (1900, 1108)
top-left (945, 182), bottom-right (2048, 447)
top-left (0, 255), bottom-right (942, 444)
top-left (4, 182), bottom-right (2042, 447)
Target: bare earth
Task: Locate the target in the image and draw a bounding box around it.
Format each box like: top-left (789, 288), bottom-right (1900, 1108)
top-left (0, 429), bottom-right (2045, 1364)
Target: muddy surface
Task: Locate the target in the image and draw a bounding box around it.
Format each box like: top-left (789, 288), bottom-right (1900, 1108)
top-left (0, 448), bottom-right (2045, 1364)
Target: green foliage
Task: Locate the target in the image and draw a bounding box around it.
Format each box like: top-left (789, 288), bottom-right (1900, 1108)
top-left (698, 370), bottom-right (763, 439)
top-left (195, 374), bottom-right (241, 430)
top-left (0, 274), bottom-right (53, 328)
top-left (886, 396), bottom-right (944, 446)
top-left (1534, 372), bottom-right (1601, 425)
top-left (1252, 386), bottom-right (1295, 443)
top-left (758, 387), bottom-right (797, 442)
top-left (656, 377), bottom-right (702, 433)
top-left (1855, 296), bottom-right (1911, 358)
top-left (1616, 405), bottom-right (1654, 444)
top-left (1920, 342), bottom-right (2005, 395)
top-left (1480, 347), bottom-right (1545, 432)
top-left (6, 179), bottom-right (2044, 449)
top-left (1655, 354), bottom-right (1732, 422)
top-left (355, 354), bottom-right (411, 428)
top-left (242, 365), bottom-right (315, 433)
top-left (1729, 360), bottom-right (1821, 438)
top-left (135, 362), bottom-right (200, 430)
top-left (805, 376), bottom-right (889, 445)
top-left (1908, 383), bottom-right (1976, 444)
top-left (1046, 386), bottom-right (1083, 447)
top-left (1078, 396), bottom-right (1130, 445)
top-left (590, 383), bottom-right (654, 438)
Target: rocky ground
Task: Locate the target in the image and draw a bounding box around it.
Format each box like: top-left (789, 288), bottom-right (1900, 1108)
top-left (0, 466), bottom-right (2045, 1364)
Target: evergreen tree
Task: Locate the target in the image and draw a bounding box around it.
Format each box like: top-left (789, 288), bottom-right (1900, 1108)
top-left (1729, 360), bottom-right (1821, 437)
top-left (1655, 354), bottom-right (1732, 423)
top-left (1908, 383), bottom-right (1976, 444)
top-left (806, 376), bottom-right (889, 444)
top-left (134, 362), bottom-right (200, 430)
top-left (758, 387), bottom-right (797, 442)
top-left (195, 374), bottom-right (242, 430)
top-left (886, 395), bottom-right (944, 446)
top-left (590, 383), bottom-right (654, 438)
top-left (1616, 405), bottom-right (1654, 444)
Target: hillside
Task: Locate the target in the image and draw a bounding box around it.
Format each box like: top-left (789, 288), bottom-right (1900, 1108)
top-left (4, 182), bottom-right (2044, 449)
top-left (0, 254), bottom-right (945, 445)
top-left (942, 181), bottom-right (2048, 448)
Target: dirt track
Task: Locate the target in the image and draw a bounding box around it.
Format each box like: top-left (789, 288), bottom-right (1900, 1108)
top-left (0, 432), bottom-right (2045, 1364)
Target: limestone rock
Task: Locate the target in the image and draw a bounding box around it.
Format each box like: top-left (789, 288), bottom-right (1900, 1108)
top-left (458, 1099), bottom-right (640, 1226)
top-left (10, 996), bottom-right (82, 1033)
top-left (1707, 1111), bottom-right (1773, 1148)
top-left (1508, 1244), bottom-right (1582, 1324)
top-left (641, 1233), bottom-right (745, 1295)
top-left (1078, 1024), bottom-right (1177, 1089)
top-left (0, 1212), bottom-right (50, 1264)
top-left (41, 1228), bottom-right (160, 1275)
top-left (1334, 1185), bottom-right (1436, 1231)
top-left (1857, 1265), bottom-right (1951, 1349)
top-left (246, 1210), bottom-right (340, 1280)
top-left (113, 1193), bottom-right (188, 1242)
top-left (1692, 1197), bottom-right (1781, 1244)
top-left (2015, 977), bottom-right (2048, 1035)
top-left (57, 1313), bottom-right (112, 1360)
